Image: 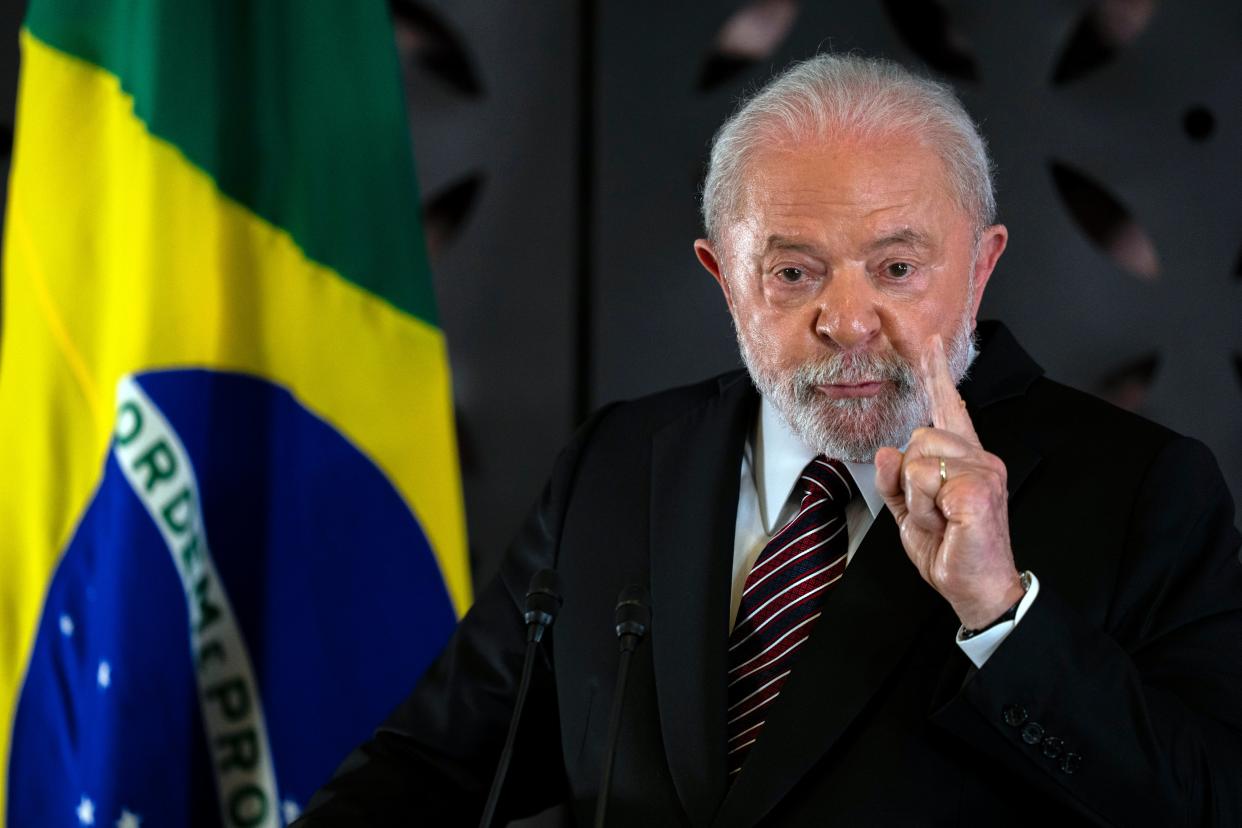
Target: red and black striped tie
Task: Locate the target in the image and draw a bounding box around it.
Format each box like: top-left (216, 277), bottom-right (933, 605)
top-left (725, 455), bottom-right (856, 779)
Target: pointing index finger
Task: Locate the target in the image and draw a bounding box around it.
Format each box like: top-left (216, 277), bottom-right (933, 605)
top-left (922, 333), bottom-right (979, 443)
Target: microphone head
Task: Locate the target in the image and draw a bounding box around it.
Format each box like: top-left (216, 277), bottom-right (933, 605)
top-left (524, 568), bottom-right (564, 629)
top-left (614, 584), bottom-right (651, 640)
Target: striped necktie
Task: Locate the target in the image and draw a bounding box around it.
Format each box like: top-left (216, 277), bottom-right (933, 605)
top-left (725, 455), bottom-right (856, 779)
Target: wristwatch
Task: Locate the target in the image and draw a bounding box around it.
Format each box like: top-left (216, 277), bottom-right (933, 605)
top-left (960, 570), bottom-right (1033, 640)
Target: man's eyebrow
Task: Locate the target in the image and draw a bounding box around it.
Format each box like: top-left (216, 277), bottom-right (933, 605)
top-left (865, 228), bottom-right (934, 253)
top-left (761, 235), bottom-right (821, 255)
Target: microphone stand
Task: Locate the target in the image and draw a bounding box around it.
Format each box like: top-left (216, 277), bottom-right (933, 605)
top-left (593, 585), bottom-right (651, 828)
top-left (478, 569), bottom-right (563, 828)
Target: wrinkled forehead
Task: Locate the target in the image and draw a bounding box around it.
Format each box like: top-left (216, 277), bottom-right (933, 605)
top-left (721, 132), bottom-right (968, 253)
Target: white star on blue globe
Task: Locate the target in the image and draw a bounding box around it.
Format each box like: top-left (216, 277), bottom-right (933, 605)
top-left (75, 795), bottom-right (95, 825)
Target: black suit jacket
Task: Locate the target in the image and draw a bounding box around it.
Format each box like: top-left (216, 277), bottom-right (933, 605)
top-left (301, 322), bottom-right (1242, 826)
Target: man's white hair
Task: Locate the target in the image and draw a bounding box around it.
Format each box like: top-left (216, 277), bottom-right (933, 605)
top-left (701, 53), bottom-right (996, 244)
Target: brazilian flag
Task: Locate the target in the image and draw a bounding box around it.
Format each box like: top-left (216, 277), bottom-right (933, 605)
top-left (0, 2), bottom-right (470, 825)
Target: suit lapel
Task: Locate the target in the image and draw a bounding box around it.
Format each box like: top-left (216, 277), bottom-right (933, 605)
top-left (649, 373), bottom-right (757, 826)
top-left (961, 321), bottom-right (1044, 499)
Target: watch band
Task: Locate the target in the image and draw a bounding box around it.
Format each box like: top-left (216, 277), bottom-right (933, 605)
top-left (960, 570), bottom-right (1033, 640)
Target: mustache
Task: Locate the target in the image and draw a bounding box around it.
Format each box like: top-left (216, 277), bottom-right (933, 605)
top-left (789, 349), bottom-right (918, 393)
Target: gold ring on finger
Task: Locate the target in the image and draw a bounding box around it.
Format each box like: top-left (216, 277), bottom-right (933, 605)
top-left (939, 457), bottom-right (948, 486)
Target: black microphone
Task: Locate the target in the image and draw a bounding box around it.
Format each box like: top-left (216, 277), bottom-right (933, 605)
top-left (479, 569), bottom-right (564, 828)
top-left (594, 584), bottom-right (652, 828)
top-left (522, 568), bottom-right (562, 643)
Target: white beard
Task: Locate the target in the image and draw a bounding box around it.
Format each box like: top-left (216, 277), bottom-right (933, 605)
top-left (736, 312), bottom-right (977, 463)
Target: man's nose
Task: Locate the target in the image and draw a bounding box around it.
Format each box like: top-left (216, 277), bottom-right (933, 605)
top-left (814, 267), bottom-right (881, 349)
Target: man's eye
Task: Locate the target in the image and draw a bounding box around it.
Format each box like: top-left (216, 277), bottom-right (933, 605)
top-left (885, 262), bottom-right (913, 279)
top-left (777, 267), bottom-right (805, 282)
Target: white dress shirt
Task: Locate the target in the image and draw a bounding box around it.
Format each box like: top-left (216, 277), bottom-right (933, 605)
top-left (730, 398), bottom-right (1038, 668)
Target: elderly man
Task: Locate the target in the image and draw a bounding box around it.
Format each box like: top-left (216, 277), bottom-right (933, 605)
top-left (301, 55), bottom-right (1242, 826)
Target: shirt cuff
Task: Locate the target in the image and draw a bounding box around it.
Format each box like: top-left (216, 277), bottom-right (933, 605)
top-left (955, 572), bottom-right (1041, 669)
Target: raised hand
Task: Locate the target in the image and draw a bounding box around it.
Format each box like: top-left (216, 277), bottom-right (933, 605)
top-left (874, 335), bottom-right (1024, 629)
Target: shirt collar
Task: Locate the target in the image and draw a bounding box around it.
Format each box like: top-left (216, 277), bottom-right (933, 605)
top-left (755, 397), bottom-right (886, 528)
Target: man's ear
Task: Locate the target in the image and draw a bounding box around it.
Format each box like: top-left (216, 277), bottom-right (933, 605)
top-left (969, 224), bottom-right (1008, 316)
top-left (694, 238), bottom-right (735, 314)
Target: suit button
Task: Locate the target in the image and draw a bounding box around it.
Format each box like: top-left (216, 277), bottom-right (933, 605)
top-left (1002, 704), bottom-right (1028, 727)
top-left (1041, 736), bottom-right (1064, 759)
top-left (1021, 722), bottom-right (1044, 745)
top-left (1060, 751), bottom-right (1082, 774)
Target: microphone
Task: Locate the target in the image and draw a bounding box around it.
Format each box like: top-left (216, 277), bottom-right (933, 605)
top-left (593, 584), bottom-right (652, 828)
top-left (523, 568), bottom-right (562, 643)
top-left (478, 569), bottom-right (564, 828)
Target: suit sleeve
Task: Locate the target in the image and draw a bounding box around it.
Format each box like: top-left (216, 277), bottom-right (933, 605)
top-left (931, 436), bottom-right (1242, 826)
top-left (294, 407), bottom-right (615, 827)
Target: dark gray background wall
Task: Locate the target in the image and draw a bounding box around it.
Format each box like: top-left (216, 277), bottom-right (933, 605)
top-left (1, 0), bottom-right (1238, 595)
